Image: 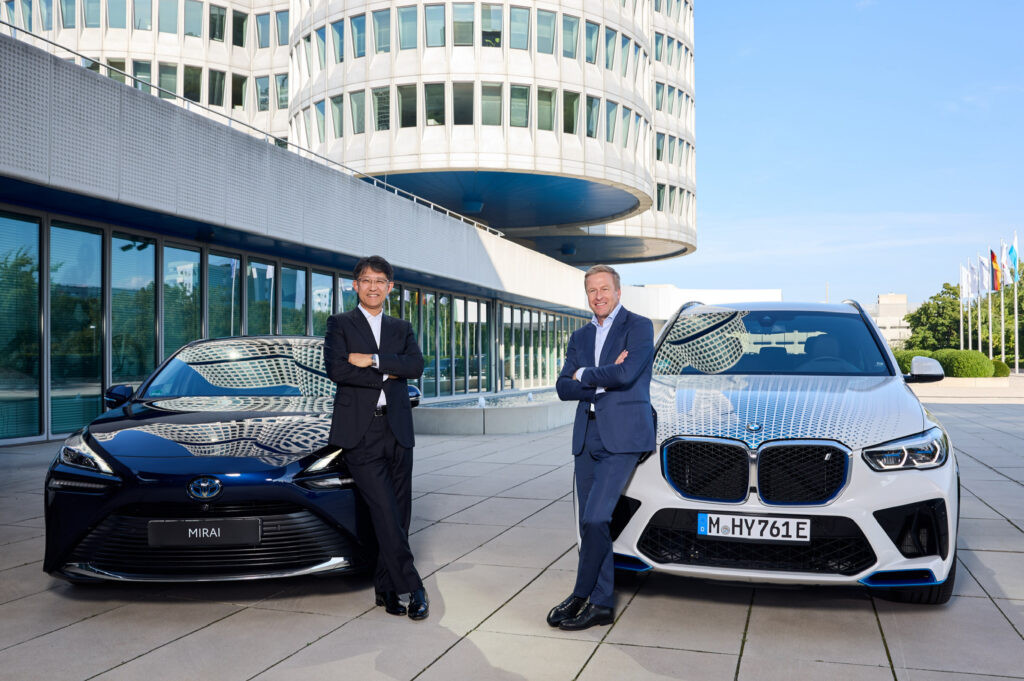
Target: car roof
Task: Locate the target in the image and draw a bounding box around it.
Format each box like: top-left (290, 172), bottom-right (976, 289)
top-left (681, 301), bottom-right (863, 315)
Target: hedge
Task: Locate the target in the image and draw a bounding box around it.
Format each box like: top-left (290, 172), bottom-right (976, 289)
top-left (892, 349), bottom-right (932, 374)
top-left (992, 359), bottom-right (1011, 377)
top-left (932, 349), bottom-right (995, 378)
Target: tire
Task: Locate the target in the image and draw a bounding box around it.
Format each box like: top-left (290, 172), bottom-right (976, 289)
top-left (879, 554), bottom-right (957, 605)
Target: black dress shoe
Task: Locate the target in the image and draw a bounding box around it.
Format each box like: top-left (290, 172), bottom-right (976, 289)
top-left (375, 591), bottom-right (407, 616)
top-left (546, 595), bottom-right (587, 627)
top-left (558, 603), bottom-right (615, 631)
top-left (408, 587), bottom-right (429, 620)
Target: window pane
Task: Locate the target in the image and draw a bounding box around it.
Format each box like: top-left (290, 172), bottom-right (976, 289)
top-left (315, 26), bottom-right (326, 68)
top-left (314, 99), bottom-right (325, 141)
top-left (281, 266), bottom-right (306, 335)
top-left (424, 4), bottom-right (443, 47)
top-left (208, 69), bottom-right (224, 106)
top-left (302, 108), bottom-right (312, 145)
top-left (655, 132), bottom-right (664, 160)
top-left (656, 183), bottom-right (665, 210)
top-left (157, 62), bottom-right (176, 99)
top-left (421, 291), bottom-right (436, 396)
top-left (585, 95), bottom-right (599, 138)
top-left (338, 276), bottom-right (357, 311)
top-left (133, 60), bottom-right (151, 93)
top-left (84, 0), bottom-right (100, 27)
top-left (479, 303), bottom-right (489, 391)
top-left (562, 91), bottom-right (579, 134)
top-left (509, 6), bottom-right (528, 50)
top-left (350, 89), bottom-right (365, 132)
top-left (480, 3), bottom-right (500, 47)
top-left (667, 36), bottom-right (675, 66)
top-left (247, 259), bottom-right (275, 334)
top-left (351, 14), bottom-right (365, 57)
top-left (620, 35), bottom-right (630, 76)
top-left (231, 73), bottom-right (246, 109)
top-left (537, 10), bottom-right (554, 54)
top-left (255, 75), bottom-right (269, 111)
top-left (562, 14), bottom-right (577, 59)
top-left (330, 94), bottom-right (343, 137)
top-left (584, 21), bottom-right (598, 63)
top-left (655, 81), bottom-right (663, 110)
top-left (111, 233), bottom-right (155, 385)
top-left (621, 106), bottom-right (630, 147)
top-left (183, 0), bottom-right (201, 36)
top-left (275, 9), bottom-right (288, 46)
top-left (454, 298), bottom-right (465, 392)
top-left (209, 4), bottom-right (225, 41)
top-left (110, 0), bottom-right (129, 28)
top-left (481, 83), bottom-right (501, 126)
top-left (331, 19), bottom-right (344, 62)
top-left (162, 246), bottom-right (200, 359)
top-left (311, 271), bottom-right (332, 336)
top-left (372, 87), bottom-right (390, 130)
top-left (232, 10), bottom-right (246, 47)
top-left (59, 0), bottom-right (74, 28)
top-left (0, 213), bottom-right (41, 437)
top-left (667, 134), bottom-right (676, 163)
top-left (256, 12), bottom-right (269, 48)
top-left (604, 27), bottom-right (616, 70)
top-left (605, 100), bottom-right (616, 142)
top-left (537, 87), bottom-right (554, 131)
top-left (398, 5), bottom-right (415, 49)
top-left (157, 0), bottom-right (175, 33)
top-left (107, 58), bottom-right (126, 83)
top-left (452, 3), bottom-right (472, 46)
top-left (509, 85), bottom-right (528, 128)
top-left (453, 81), bottom-right (472, 124)
top-left (438, 294), bottom-right (451, 394)
top-left (655, 33), bottom-right (663, 61)
top-left (208, 253), bottom-right (241, 338)
top-left (50, 224), bottom-right (102, 433)
top-left (133, 0), bottom-right (152, 29)
top-left (424, 82), bottom-right (444, 125)
top-left (183, 65), bottom-right (201, 101)
top-left (40, 0), bottom-right (52, 30)
top-left (275, 73), bottom-right (287, 109)
top-left (397, 84), bottom-right (416, 128)
top-left (372, 9), bottom-right (390, 53)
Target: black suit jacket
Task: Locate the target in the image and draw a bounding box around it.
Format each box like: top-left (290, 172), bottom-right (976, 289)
top-left (324, 308), bottom-right (424, 449)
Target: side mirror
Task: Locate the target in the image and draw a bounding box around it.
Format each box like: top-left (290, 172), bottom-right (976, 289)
top-left (904, 356), bottom-right (944, 383)
top-left (104, 384), bottom-right (134, 408)
top-left (407, 384), bottom-right (422, 408)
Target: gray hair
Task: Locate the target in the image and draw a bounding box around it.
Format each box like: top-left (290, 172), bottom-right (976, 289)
top-left (584, 264), bottom-right (621, 290)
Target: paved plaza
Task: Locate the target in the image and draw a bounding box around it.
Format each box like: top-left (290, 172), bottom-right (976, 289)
top-left (1, 399), bottom-right (1023, 681)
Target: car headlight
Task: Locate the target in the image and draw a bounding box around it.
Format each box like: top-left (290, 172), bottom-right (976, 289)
top-left (302, 447), bottom-right (344, 474)
top-left (58, 433), bottom-right (116, 475)
top-left (862, 427), bottom-right (949, 471)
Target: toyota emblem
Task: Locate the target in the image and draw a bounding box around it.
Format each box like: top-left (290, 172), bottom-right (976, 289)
top-left (187, 476), bottom-right (223, 500)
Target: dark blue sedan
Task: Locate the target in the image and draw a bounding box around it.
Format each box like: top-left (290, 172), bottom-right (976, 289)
top-left (44, 336), bottom-right (418, 583)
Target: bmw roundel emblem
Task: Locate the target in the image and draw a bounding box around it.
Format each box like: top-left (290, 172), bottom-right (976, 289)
top-left (187, 476), bottom-right (223, 500)
top-left (746, 422), bottom-right (763, 433)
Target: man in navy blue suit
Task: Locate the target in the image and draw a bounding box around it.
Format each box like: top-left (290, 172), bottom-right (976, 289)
top-left (549, 264), bottom-right (656, 631)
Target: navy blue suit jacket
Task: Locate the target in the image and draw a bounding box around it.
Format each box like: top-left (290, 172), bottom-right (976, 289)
top-left (556, 307), bottom-right (656, 455)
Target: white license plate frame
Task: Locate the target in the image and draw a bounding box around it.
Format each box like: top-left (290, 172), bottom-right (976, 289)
top-left (697, 512), bottom-right (811, 544)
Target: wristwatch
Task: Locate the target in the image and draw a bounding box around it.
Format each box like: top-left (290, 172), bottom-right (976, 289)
top-left (372, 354), bottom-right (379, 369)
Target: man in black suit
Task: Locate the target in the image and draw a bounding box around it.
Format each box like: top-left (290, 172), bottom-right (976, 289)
top-left (324, 255), bottom-right (428, 620)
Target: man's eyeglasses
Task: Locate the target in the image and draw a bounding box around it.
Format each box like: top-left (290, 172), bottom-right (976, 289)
top-left (357, 277), bottom-right (391, 288)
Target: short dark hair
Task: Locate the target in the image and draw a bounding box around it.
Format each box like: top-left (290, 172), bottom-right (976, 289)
top-left (353, 255), bottom-right (394, 281)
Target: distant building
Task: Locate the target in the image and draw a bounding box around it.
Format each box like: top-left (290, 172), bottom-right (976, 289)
top-left (865, 293), bottom-right (915, 349)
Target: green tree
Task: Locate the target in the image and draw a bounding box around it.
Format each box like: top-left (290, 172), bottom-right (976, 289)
top-left (904, 283), bottom-right (962, 351)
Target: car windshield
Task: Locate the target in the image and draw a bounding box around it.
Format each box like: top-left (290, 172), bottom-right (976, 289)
top-left (654, 309), bottom-right (891, 376)
top-left (142, 338), bottom-right (336, 398)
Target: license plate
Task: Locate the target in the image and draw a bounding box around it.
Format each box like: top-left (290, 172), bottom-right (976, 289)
top-left (148, 518), bottom-right (261, 547)
top-left (697, 513), bottom-right (810, 543)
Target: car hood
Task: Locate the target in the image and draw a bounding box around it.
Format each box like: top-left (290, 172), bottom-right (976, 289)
top-left (651, 375), bottom-right (926, 450)
top-left (87, 396), bottom-right (334, 465)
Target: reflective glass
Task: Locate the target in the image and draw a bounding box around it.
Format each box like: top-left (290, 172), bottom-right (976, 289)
top-left (537, 87), bottom-right (554, 131)
top-left (133, 0), bottom-right (150, 29)
top-left (275, 73), bottom-right (288, 109)
top-left (315, 26), bottom-right (326, 67)
top-left (563, 91), bottom-right (579, 134)
top-left (281, 265), bottom-right (307, 334)
top-left (231, 73), bottom-right (246, 109)
top-left (404, 289), bottom-right (420, 388)
top-left (208, 253), bottom-right (241, 339)
top-left (481, 83), bottom-right (501, 126)
top-left (373, 87), bottom-right (390, 131)
top-left (509, 6), bottom-right (528, 50)
top-left (424, 4), bottom-right (443, 47)
top-left (351, 14), bottom-right (365, 57)
top-left (350, 89), bottom-right (366, 133)
top-left (84, 0), bottom-right (100, 27)
top-left (162, 246), bottom-right (200, 359)
top-left (604, 27), bottom-right (616, 70)
top-left (398, 5), bottom-right (415, 49)
top-left (133, 60), bottom-right (151, 94)
top-left (655, 32), bottom-right (663, 60)
top-left (314, 99), bottom-right (325, 141)
top-left (232, 10), bottom-right (246, 47)
top-left (480, 3), bottom-right (500, 47)
top-left (424, 83), bottom-right (444, 125)
top-left (509, 85), bottom-right (528, 128)
top-left (60, 0), bottom-right (74, 28)
top-left (331, 19), bottom-right (343, 62)
top-left (183, 0), bottom-right (201, 36)
top-left (330, 94), bottom-right (343, 137)
top-left (275, 10), bottom-right (288, 45)
top-left (40, 0), bottom-right (52, 30)
top-left (373, 9), bottom-right (390, 53)
top-left (454, 297), bottom-right (466, 392)
top-left (537, 10), bottom-right (555, 54)
top-left (562, 15), bottom-right (578, 59)
top-left (209, 4), bottom-right (224, 41)
top-left (311, 271), bottom-right (332, 335)
top-left (256, 75), bottom-right (270, 111)
top-left (111, 233), bottom-right (156, 386)
top-left (246, 259), bottom-right (275, 334)
top-left (452, 3), bottom-right (472, 45)
top-left (157, 0), bottom-right (174, 33)
top-left (157, 62), bottom-right (176, 99)
top-left (620, 35), bottom-right (630, 76)
top-left (256, 12), bottom-right (269, 48)
top-left (438, 294), bottom-right (451, 394)
top-left (656, 132), bottom-right (664, 160)
top-left (585, 95), bottom-right (599, 138)
top-left (421, 291), bottom-right (436, 396)
top-left (621, 106), bottom-right (630, 147)
top-left (0, 213), bottom-right (40, 438)
top-left (397, 84), bottom-right (416, 128)
top-left (502, 306), bottom-right (514, 389)
top-left (479, 303), bottom-right (489, 391)
top-left (453, 82), bottom-right (473, 125)
top-left (584, 21), bottom-right (598, 63)
top-left (667, 36), bottom-right (675, 66)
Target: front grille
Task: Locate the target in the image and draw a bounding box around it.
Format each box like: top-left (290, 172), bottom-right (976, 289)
top-left (757, 445), bottom-right (847, 504)
top-left (637, 508), bottom-right (876, 576)
top-left (663, 440), bottom-right (749, 502)
top-left (69, 503), bottom-right (360, 576)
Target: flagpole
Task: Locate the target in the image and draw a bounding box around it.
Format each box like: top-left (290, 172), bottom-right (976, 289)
top-left (988, 290), bottom-right (994, 360)
top-left (1015, 231), bottom-right (1020, 374)
top-left (959, 265), bottom-right (964, 350)
top-left (967, 288), bottom-right (973, 350)
top-left (1000, 241), bottom-right (1006, 362)
top-left (978, 254), bottom-right (984, 352)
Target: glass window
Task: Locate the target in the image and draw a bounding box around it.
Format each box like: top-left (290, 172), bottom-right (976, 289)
top-left (50, 223), bottom-right (102, 433)
top-left (537, 9), bottom-right (555, 54)
top-left (311, 271), bottom-right (332, 335)
top-left (667, 85), bottom-right (676, 114)
top-left (481, 83), bottom-right (501, 126)
top-left (510, 85), bottom-right (528, 128)
top-left (275, 10), bottom-right (288, 46)
top-left (208, 68), bottom-right (225, 106)
top-left (562, 15), bottom-right (578, 59)
top-left (231, 73), bottom-right (246, 109)
top-left (655, 132), bottom-right (664, 160)
top-left (157, 62), bottom-right (176, 99)
top-left (157, 0), bottom-right (175, 33)
top-left (424, 4), bottom-right (443, 47)
top-left (315, 26), bottom-right (326, 68)
top-left (275, 73), bottom-right (287, 109)
top-left (585, 95), bottom-right (599, 138)
top-left (281, 266), bottom-right (307, 335)
top-left (668, 186), bottom-right (676, 212)
top-left (453, 81), bottom-right (473, 124)
top-left (562, 90), bottom-right (579, 134)
top-left (330, 94), bottom-right (343, 137)
top-left (655, 81), bottom-right (664, 110)
top-left (314, 99), bottom-right (325, 141)
top-left (398, 5), bottom-right (416, 49)
top-left (350, 89), bottom-right (366, 133)
top-left (372, 87), bottom-right (390, 130)
top-left (0, 213), bottom-right (41, 438)
top-left (372, 9), bottom-right (390, 53)
top-left (84, 0), bottom-right (100, 27)
top-left (537, 87), bottom-right (554, 131)
top-left (620, 35), bottom-right (630, 76)
top-left (421, 291), bottom-right (436, 396)
top-left (667, 134), bottom-right (676, 163)
top-left (604, 27), bottom-right (616, 70)
top-left (452, 3), bottom-right (472, 45)
top-left (232, 10), bottom-right (246, 47)
top-left (133, 0), bottom-right (150, 29)
top-left (183, 0), bottom-right (200, 36)
top-left (183, 65), bottom-right (201, 101)
top-left (397, 84), bottom-right (416, 128)
top-left (424, 82), bottom-right (444, 125)
top-left (133, 60), bottom-right (151, 93)
top-left (655, 32), bottom-right (663, 61)
top-left (656, 183), bottom-right (665, 210)
top-left (605, 100), bottom-right (617, 142)
top-left (59, 0), bottom-right (75, 28)
top-left (509, 6), bottom-right (528, 50)
top-left (454, 297), bottom-right (466, 392)
top-left (438, 294), bottom-right (451, 394)
top-left (302, 36), bottom-right (312, 74)
top-left (40, 0), bottom-right (53, 30)
top-left (331, 19), bottom-right (344, 61)
top-left (479, 303), bottom-right (489, 391)
top-left (107, 58), bottom-right (126, 83)
top-left (108, 0), bottom-right (125, 28)
top-left (351, 14), bottom-right (366, 57)
top-left (666, 36), bottom-right (675, 66)
top-left (255, 75), bottom-right (269, 111)
top-left (246, 259), bottom-right (275, 334)
top-left (584, 21), bottom-right (598, 64)
top-left (480, 3), bottom-right (500, 47)
top-left (111, 233), bottom-right (156, 385)
top-left (621, 106), bottom-right (630, 147)
top-left (162, 246), bottom-right (201, 359)
top-left (302, 108), bottom-right (312, 145)
top-left (209, 4), bottom-right (225, 41)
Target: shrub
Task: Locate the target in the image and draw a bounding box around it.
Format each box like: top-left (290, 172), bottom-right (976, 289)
top-left (933, 349), bottom-right (994, 378)
top-left (992, 359), bottom-right (1011, 377)
top-left (892, 349), bottom-right (932, 374)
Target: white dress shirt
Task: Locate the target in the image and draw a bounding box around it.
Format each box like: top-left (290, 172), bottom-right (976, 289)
top-left (575, 302), bottom-right (623, 406)
top-left (358, 304), bottom-right (388, 407)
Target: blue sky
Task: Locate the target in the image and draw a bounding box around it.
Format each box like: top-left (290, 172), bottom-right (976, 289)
top-left (618, 0), bottom-right (1024, 305)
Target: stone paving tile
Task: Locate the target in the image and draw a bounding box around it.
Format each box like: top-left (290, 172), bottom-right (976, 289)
top-left (0, 535), bottom-right (45, 571)
top-left (0, 523), bottom-right (44, 546)
top-left (958, 494), bottom-right (1004, 520)
top-left (0, 562), bottom-right (60, 605)
top-left (956, 518), bottom-right (1024, 552)
top-left (443, 496), bottom-right (550, 526)
top-left (895, 670), bottom-right (1024, 681)
top-left (411, 473), bottom-right (472, 494)
top-left (579, 642), bottom-right (738, 681)
top-left (417, 561), bottom-right (542, 635)
top-left (497, 467), bottom-right (573, 500)
top-left (255, 573), bottom-right (376, 618)
top-left (460, 525), bottom-right (576, 569)
top-left (408, 522), bottom-right (507, 566)
top-left (958, 549), bottom-right (1024, 599)
top-left (515, 498), bottom-right (575, 530)
top-left (998, 598), bottom-right (1024, 638)
top-left (738, 658), bottom-right (893, 681)
top-left (411, 492), bottom-right (487, 522)
top-left (0, 587), bottom-right (142, 651)
top-left (0, 493), bottom-right (45, 525)
top-left (416, 630), bottom-right (596, 681)
top-left (964, 481), bottom-right (1024, 520)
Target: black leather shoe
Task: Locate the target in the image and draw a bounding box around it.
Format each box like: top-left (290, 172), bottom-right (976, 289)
top-left (375, 591), bottom-right (407, 616)
top-left (558, 603), bottom-right (615, 631)
top-left (408, 587), bottom-right (429, 620)
top-left (546, 595), bottom-right (587, 627)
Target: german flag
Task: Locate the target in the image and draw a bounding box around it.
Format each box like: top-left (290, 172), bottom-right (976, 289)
top-left (991, 250), bottom-right (1001, 291)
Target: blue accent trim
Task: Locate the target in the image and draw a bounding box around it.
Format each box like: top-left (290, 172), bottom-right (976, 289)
top-left (860, 569), bottom-right (939, 588)
top-left (757, 449), bottom-right (850, 507)
top-left (661, 443), bottom-right (748, 504)
top-left (613, 553), bottom-right (653, 572)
